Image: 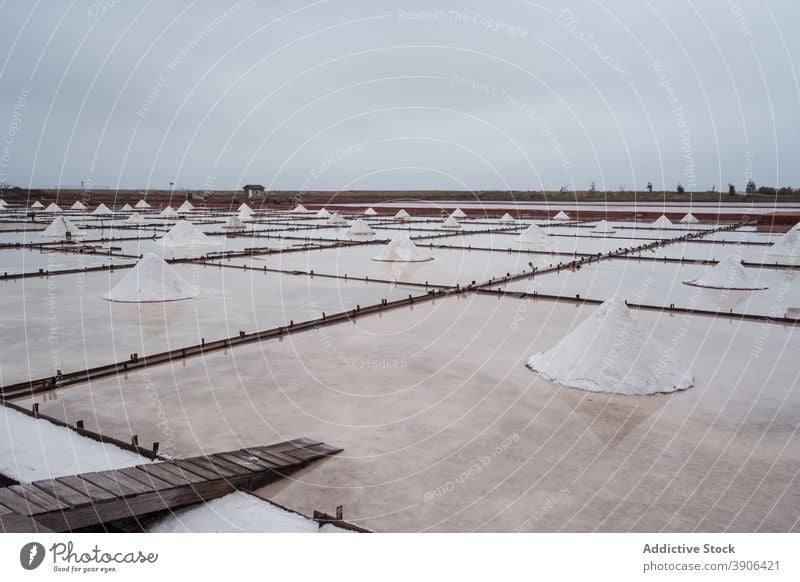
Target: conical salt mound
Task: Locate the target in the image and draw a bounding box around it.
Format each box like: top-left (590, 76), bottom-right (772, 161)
top-left (500, 213), bottom-right (515, 223)
top-left (177, 200), bottom-right (194, 213)
top-left (0, 198), bottom-right (8, 206)
top-left (373, 234), bottom-right (432, 262)
top-left (652, 215), bottom-right (672, 228)
top-left (127, 213), bottom-right (145, 224)
top-left (135, 199), bottom-right (150, 209)
top-left (683, 255), bottom-right (767, 290)
top-left (527, 297), bottom-right (694, 395)
top-left (92, 203), bottom-right (112, 216)
top-left (364, 207), bottom-right (378, 216)
top-left (31, 201), bottom-right (44, 209)
top-left (223, 216), bottom-right (246, 232)
top-left (519, 223), bottom-right (551, 244)
top-left (442, 216), bottom-right (461, 229)
top-left (766, 222), bottom-right (800, 263)
top-left (291, 204), bottom-right (308, 213)
top-left (394, 209), bottom-right (410, 220)
top-left (237, 210), bottom-right (253, 222)
top-left (103, 253), bottom-right (198, 303)
top-left (158, 220), bottom-right (219, 247)
top-left (346, 218), bottom-right (375, 236)
top-left (44, 203), bottom-right (62, 213)
top-left (160, 206), bottom-right (179, 218)
top-left (326, 213), bottom-right (347, 226)
top-left (121, 203), bottom-right (133, 211)
top-left (40, 216), bottom-right (85, 241)
top-left (238, 203), bottom-right (252, 213)
top-left (450, 208), bottom-right (466, 218)
top-left (316, 208), bottom-right (331, 218)
top-left (680, 212), bottom-right (699, 224)
top-left (591, 219), bottom-right (616, 234)
top-left (553, 210), bottom-right (570, 221)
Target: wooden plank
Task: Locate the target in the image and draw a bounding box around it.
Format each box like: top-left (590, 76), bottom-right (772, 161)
top-left (264, 438), bottom-right (322, 454)
top-left (247, 447), bottom-right (302, 466)
top-left (136, 463), bottom-right (193, 487)
top-left (179, 456), bottom-right (238, 478)
top-left (94, 470), bottom-right (157, 495)
top-left (8, 484), bottom-right (68, 513)
top-left (33, 479), bottom-right (93, 507)
top-left (0, 501), bottom-right (16, 516)
top-left (172, 459), bottom-right (223, 481)
top-left (117, 467), bottom-right (174, 490)
top-left (0, 487), bottom-right (46, 515)
top-left (240, 448), bottom-right (283, 468)
top-left (80, 473), bottom-right (140, 497)
top-left (190, 455), bottom-right (251, 477)
top-left (155, 462), bottom-right (208, 484)
top-left (34, 479), bottom-right (238, 532)
top-left (216, 452), bottom-right (271, 473)
top-left (285, 442), bottom-right (343, 461)
top-left (56, 476), bottom-right (117, 502)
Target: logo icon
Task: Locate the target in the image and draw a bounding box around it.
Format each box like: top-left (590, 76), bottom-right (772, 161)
top-left (20, 542), bottom-right (46, 570)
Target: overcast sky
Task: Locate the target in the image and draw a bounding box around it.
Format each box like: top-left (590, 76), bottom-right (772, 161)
top-left (0, 0), bottom-right (797, 192)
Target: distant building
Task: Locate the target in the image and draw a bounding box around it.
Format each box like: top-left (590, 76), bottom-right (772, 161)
top-left (242, 184), bottom-right (265, 200)
top-left (186, 191), bottom-right (206, 201)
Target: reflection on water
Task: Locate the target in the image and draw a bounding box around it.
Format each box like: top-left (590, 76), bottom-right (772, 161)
top-left (115, 301), bottom-right (190, 337)
top-left (695, 287), bottom-right (753, 312)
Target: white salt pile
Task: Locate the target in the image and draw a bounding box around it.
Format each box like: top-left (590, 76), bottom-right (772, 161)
top-left (237, 210), bottom-right (253, 222)
top-left (158, 219), bottom-right (219, 247)
top-left (364, 207), bottom-right (378, 216)
top-left (238, 203), bottom-right (252, 213)
top-left (652, 215), bottom-right (673, 228)
top-left (450, 208), bottom-right (467, 218)
top-left (292, 204), bottom-right (309, 213)
top-left (527, 297), bottom-right (694, 395)
top-left (394, 209), bottom-right (411, 221)
top-left (0, 198), bottom-right (8, 206)
top-left (680, 212), bottom-right (699, 224)
top-left (148, 491), bottom-right (351, 533)
top-left (127, 212), bottom-right (145, 224)
top-left (70, 200), bottom-right (87, 210)
top-left (159, 205), bottom-right (179, 218)
top-left (442, 215), bottom-right (461, 229)
top-left (373, 234), bottom-right (433, 262)
top-left (316, 208), bottom-right (331, 218)
top-left (224, 215), bottom-right (246, 231)
top-left (177, 200), bottom-right (194, 213)
top-left (327, 212), bottom-right (348, 226)
top-left (121, 203), bottom-right (133, 211)
top-left (591, 219), bottom-right (616, 234)
top-left (766, 222), bottom-right (800, 263)
top-left (43, 202), bottom-right (62, 213)
top-left (0, 404), bottom-right (146, 483)
top-left (518, 223), bottom-right (552, 245)
top-left (92, 203), bottom-right (113, 216)
top-left (104, 252), bottom-right (198, 302)
top-left (500, 213), bottom-right (516, 223)
top-left (553, 210), bottom-right (571, 221)
top-left (40, 216), bottom-right (85, 241)
top-left (683, 254), bottom-right (768, 290)
top-left (135, 199), bottom-right (150, 209)
top-left (31, 201), bottom-right (44, 209)
top-left (346, 218), bottom-right (376, 236)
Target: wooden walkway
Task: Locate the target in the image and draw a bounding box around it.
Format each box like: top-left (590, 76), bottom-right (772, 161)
top-left (0, 437), bottom-right (341, 532)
